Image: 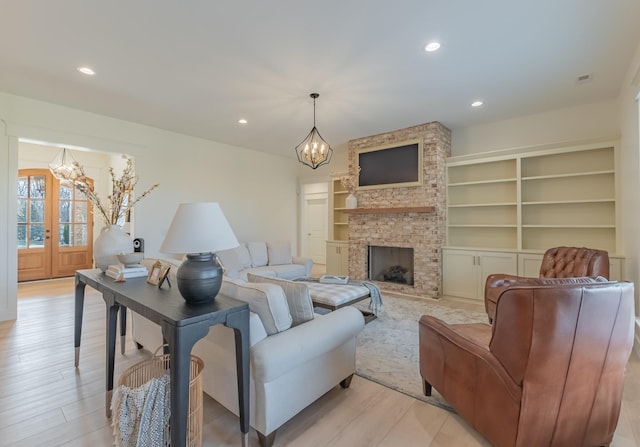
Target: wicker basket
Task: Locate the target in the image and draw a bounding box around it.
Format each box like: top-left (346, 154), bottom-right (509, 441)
top-left (117, 346), bottom-right (204, 447)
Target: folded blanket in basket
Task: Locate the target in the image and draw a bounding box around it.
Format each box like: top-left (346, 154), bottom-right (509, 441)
top-left (111, 372), bottom-right (170, 447)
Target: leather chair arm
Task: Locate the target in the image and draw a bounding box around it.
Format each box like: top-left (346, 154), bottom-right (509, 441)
top-left (484, 273), bottom-right (533, 320)
top-left (419, 315), bottom-right (522, 403)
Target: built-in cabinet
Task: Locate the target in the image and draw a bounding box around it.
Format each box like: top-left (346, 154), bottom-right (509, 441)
top-left (326, 176), bottom-right (349, 275)
top-left (443, 140), bottom-right (624, 301)
top-left (326, 241), bottom-right (349, 275)
top-left (517, 253), bottom-right (546, 278)
top-left (443, 248), bottom-right (624, 301)
top-left (442, 249), bottom-right (517, 300)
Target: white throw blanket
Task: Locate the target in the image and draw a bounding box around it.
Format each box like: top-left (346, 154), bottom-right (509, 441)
top-left (111, 372), bottom-right (171, 447)
top-left (359, 281), bottom-right (383, 315)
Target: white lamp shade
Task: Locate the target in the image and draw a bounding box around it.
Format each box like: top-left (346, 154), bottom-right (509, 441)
top-left (160, 202), bottom-right (239, 254)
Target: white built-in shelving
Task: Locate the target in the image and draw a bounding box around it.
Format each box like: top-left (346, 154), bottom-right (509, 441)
top-left (442, 140), bottom-right (622, 300)
top-left (446, 142), bottom-right (617, 252)
top-left (326, 176), bottom-right (349, 275)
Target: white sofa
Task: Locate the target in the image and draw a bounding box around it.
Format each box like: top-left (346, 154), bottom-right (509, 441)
top-left (131, 264), bottom-right (364, 447)
top-left (216, 241), bottom-right (313, 280)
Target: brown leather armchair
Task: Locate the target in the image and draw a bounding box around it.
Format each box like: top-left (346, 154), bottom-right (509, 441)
top-left (539, 246), bottom-right (609, 278)
top-left (419, 281), bottom-right (634, 447)
top-left (484, 247), bottom-right (610, 321)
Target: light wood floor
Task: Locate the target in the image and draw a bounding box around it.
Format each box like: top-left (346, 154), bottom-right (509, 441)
top-left (2, 277), bottom-right (639, 447)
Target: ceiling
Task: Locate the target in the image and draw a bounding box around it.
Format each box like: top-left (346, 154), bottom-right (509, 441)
top-left (1, 1), bottom-right (640, 159)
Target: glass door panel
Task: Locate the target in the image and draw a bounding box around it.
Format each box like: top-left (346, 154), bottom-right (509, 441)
top-left (17, 171), bottom-right (52, 281)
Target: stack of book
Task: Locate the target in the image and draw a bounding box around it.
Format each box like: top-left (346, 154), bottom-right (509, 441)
top-left (106, 264), bottom-right (148, 280)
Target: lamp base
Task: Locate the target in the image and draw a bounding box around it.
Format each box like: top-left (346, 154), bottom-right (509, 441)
top-left (176, 253), bottom-right (223, 304)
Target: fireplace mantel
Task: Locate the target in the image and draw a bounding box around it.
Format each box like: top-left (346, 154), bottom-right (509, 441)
top-left (343, 206), bottom-right (435, 215)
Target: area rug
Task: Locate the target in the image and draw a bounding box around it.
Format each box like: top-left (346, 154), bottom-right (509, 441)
top-left (354, 294), bottom-right (488, 411)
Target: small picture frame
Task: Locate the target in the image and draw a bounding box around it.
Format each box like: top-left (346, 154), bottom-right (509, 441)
top-left (147, 260), bottom-right (162, 285)
top-left (158, 265), bottom-right (171, 288)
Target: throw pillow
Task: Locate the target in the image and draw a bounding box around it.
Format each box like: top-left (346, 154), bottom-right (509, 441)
top-left (220, 277), bottom-right (292, 335)
top-left (216, 244), bottom-right (252, 273)
top-left (247, 242), bottom-right (269, 267)
top-left (267, 241), bottom-right (293, 266)
top-left (247, 273), bottom-right (314, 326)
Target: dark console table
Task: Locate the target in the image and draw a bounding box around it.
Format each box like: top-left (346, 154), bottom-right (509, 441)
top-left (74, 269), bottom-right (250, 447)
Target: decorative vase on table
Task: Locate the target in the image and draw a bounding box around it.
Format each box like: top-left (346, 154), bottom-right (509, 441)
top-left (346, 193), bottom-right (357, 209)
top-left (94, 225), bottom-right (134, 272)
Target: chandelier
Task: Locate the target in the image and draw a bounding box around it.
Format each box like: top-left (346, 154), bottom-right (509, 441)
top-left (295, 93), bottom-right (333, 169)
top-left (48, 148), bottom-right (79, 180)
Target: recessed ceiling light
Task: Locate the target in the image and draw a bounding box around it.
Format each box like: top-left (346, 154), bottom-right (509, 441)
top-left (471, 100), bottom-right (484, 107)
top-left (238, 118), bottom-right (248, 124)
top-left (77, 66), bottom-right (95, 76)
top-left (424, 42), bottom-right (441, 52)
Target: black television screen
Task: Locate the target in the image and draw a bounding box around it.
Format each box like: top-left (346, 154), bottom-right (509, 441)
top-left (358, 142), bottom-right (422, 189)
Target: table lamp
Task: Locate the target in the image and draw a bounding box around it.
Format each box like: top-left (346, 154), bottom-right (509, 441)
top-left (160, 202), bottom-right (239, 303)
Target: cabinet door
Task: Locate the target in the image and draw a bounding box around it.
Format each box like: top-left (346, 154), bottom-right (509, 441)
top-left (518, 253), bottom-right (543, 277)
top-left (609, 257), bottom-right (622, 281)
top-left (477, 252), bottom-right (518, 293)
top-left (442, 250), bottom-right (477, 299)
top-left (326, 242), bottom-right (348, 276)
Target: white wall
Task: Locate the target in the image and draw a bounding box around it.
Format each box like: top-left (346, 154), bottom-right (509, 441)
top-left (0, 119), bottom-right (13, 320)
top-left (451, 98), bottom-right (620, 156)
top-left (618, 41), bottom-right (640, 319)
top-left (0, 92), bottom-right (299, 321)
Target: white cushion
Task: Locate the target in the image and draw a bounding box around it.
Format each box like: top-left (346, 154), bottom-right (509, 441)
top-left (220, 277), bottom-right (292, 335)
top-left (217, 244), bottom-right (252, 273)
top-left (267, 242), bottom-right (293, 266)
top-left (247, 241), bottom-right (269, 267)
top-left (247, 274), bottom-right (314, 326)
top-left (268, 264), bottom-right (306, 279)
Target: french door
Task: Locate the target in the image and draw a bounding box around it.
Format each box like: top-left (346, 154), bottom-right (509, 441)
top-left (17, 169), bottom-right (94, 281)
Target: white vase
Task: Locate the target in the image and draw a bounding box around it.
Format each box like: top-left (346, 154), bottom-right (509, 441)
top-left (94, 225), bottom-right (134, 272)
top-left (346, 193), bottom-right (357, 209)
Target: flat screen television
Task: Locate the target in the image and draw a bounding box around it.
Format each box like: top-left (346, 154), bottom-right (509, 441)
top-left (357, 140), bottom-right (423, 190)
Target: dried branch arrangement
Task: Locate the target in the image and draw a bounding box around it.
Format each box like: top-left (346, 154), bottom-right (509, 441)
top-left (65, 156), bottom-right (159, 226)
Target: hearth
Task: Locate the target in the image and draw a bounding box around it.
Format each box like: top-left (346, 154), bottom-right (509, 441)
top-left (368, 246), bottom-right (414, 286)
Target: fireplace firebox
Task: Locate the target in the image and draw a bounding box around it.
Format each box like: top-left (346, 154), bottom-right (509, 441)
top-left (368, 246), bottom-right (414, 285)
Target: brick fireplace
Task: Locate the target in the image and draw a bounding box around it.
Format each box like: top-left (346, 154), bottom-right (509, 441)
top-left (347, 122), bottom-right (450, 298)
